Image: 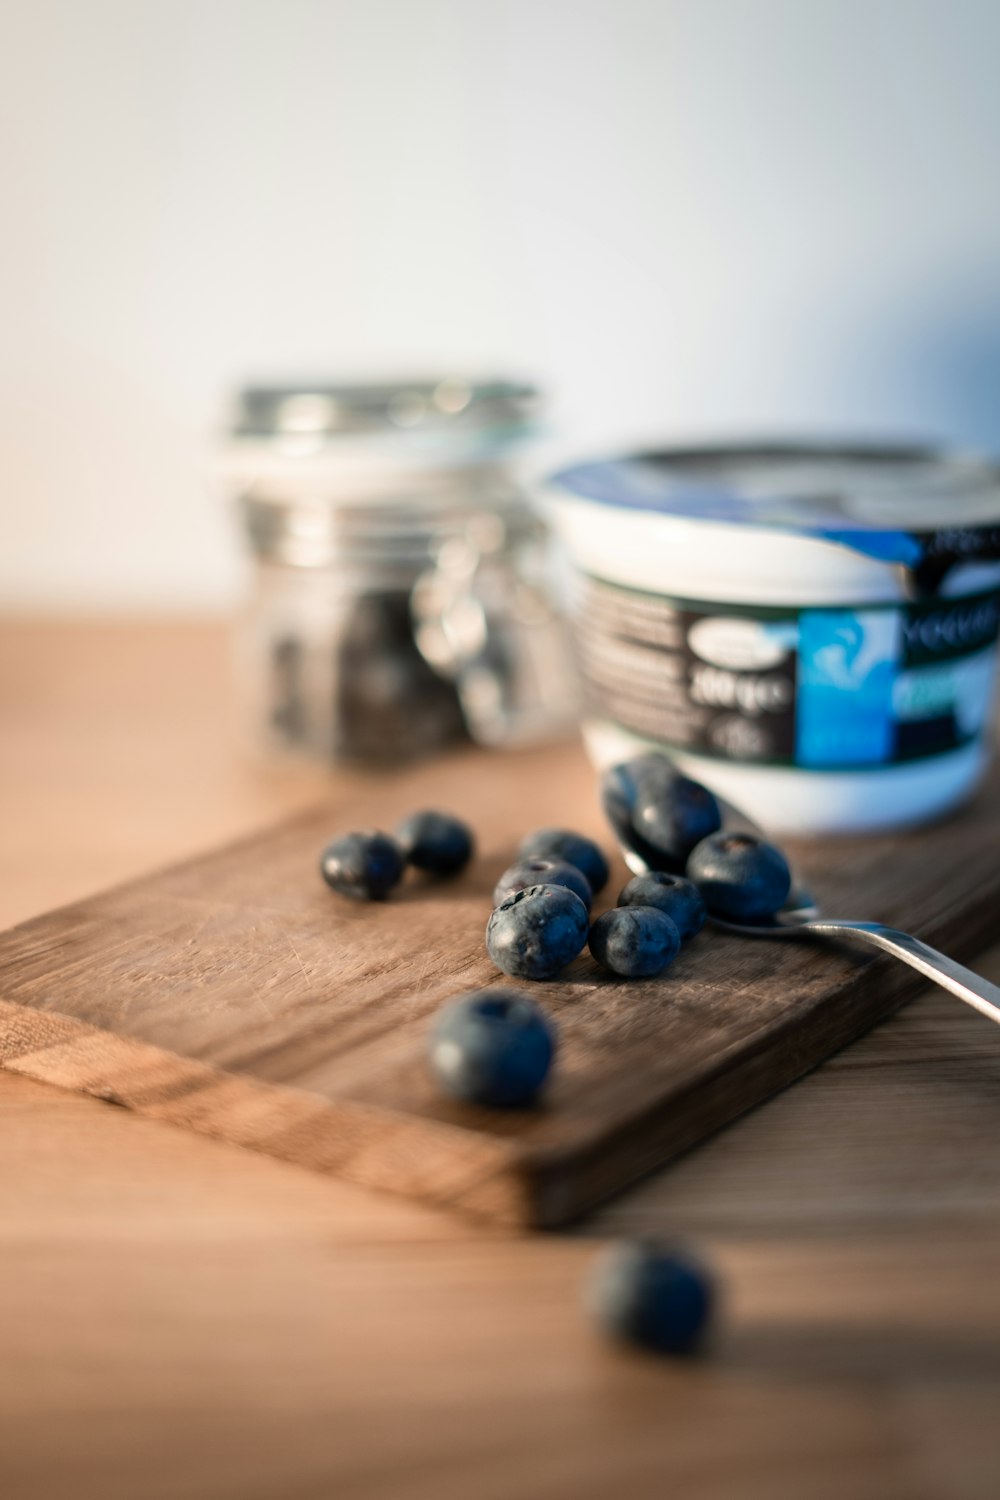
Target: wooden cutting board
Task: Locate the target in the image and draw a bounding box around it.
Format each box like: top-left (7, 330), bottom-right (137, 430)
top-left (0, 739), bottom-right (997, 1228)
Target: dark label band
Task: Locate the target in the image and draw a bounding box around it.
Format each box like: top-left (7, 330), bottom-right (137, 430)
top-left (577, 577), bottom-right (1000, 771)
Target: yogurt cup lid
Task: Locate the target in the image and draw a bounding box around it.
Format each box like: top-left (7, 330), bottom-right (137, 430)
top-left (550, 444), bottom-right (1000, 577)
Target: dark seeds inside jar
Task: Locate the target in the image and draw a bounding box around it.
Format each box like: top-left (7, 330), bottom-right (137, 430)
top-left (270, 635), bottom-right (307, 743)
top-left (332, 593), bottom-right (467, 763)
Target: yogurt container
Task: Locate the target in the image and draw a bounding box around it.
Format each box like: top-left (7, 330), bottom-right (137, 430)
top-left (547, 444), bottom-right (1000, 834)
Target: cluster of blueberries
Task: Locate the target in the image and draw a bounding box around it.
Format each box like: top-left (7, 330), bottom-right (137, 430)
top-left (319, 755), bottom-right (793, 1121)
top-left (485, 752), bottom-right (792, 990)
top-left (319, 809), bottom-right (475, 898)
top-left (487, 832), bottom-right (701, 985)
top-left (319, 752), bottom-right (795, 1356)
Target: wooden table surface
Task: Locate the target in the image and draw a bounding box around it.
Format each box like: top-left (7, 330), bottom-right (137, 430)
top-left (2, 618), bottom-right (999, 1500)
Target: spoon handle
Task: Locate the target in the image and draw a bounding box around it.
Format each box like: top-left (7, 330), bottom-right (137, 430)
top-left (819, 920), bottom-right (1000, 1027)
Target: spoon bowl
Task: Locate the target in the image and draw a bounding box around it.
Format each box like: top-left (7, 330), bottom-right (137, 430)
top-left (607, 770), bottom-right (1000, 1028)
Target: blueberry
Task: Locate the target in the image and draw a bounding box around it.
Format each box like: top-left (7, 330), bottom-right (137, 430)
top-left (587, 1240), bottom-right (715, 1355)
top-left (617, 872), bottom-right (706, 943)
top-left (686, 830), bottom-right (792, 921)
top-left (599, 762), bottom-right (636, 843)
top-left (588, 906), bottom-right (681, 978)
top-left (394, 809), bottom-right (474, 876)
top-left (601, 752), bottom-right (677, 822)
top-left (493, 858), bottom-right (592, 912)
top-left (486, 883), bottom-right (590, 981)
top-left (319, 831), bottom-right (404, 900)
top-left (428, 988), bottom-right (556, 1107)
top-left (517, 828), bottom-right (609, 896)
top-left (632, 777), bottom-right (721, 872)
top-left (601, 754), bottom-right (720, 872)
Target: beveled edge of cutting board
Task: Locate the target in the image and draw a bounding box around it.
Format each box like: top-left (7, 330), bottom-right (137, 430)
top-left (0, 996), bottom-right (545, 1224)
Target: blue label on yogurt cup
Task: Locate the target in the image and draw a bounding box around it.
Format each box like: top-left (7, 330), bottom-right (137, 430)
top-left (796, 609), bottom-right (901, 766)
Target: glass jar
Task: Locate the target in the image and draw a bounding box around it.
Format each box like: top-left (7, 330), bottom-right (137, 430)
top-left (223, 379), bottom-right (578, 765)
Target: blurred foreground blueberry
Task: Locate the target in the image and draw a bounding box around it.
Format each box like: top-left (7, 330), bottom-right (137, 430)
top-left (517, 828), bottom-right (609, 896)
top-left (394, 809), bottom-right (474, 876)
top-left (320, 831), bottom-right (404, 901)
top-left (687, 831), bottom-right (791, 921)
top-left (601, 753), bottom-right (721, 872)
top-left (589, 906), bottom-right (681, 978)
top-left (493, 857), bottom-right (592, 912)
top-left (618, 871), bottom-right (706, 943)
top-left (587, 1240), bottom-right (715, 1355)
top-left (428, 989), bottom-right (555, 1107)
top-left (487, 883), bottom-right (590, 980)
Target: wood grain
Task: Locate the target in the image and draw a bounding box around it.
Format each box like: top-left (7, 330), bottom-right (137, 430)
top-left (9, 1048), bottom-right (996, 1500)
top-left (2, 619), bottom-right (1000, 1500)
top-left (3, 683), bottom-right (1000, 1225)
top-left (0, 616), bottom-right (337, 928)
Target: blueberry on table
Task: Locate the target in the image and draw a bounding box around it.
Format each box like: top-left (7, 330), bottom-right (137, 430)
top-left (517, 828), bottom-right (609, 895)
top-left (486, 883), bottom-right (590, 980)
top-left (587, 1240), bottom-right (715, 1356)
top-left (428, 989), bottom-right (556, 1107)
top-left (687, 831), bottom-right (792, 921)
top-left (394, 809), bottom-right (474, 877)
top-left (617, 872), bottom-right (706, 943)
top-left (588, 906), bottom-right (681, 978)
top-left (319, 831), bottom-right (405, 901)
top-left (493, 858), bottom-right (593, 912)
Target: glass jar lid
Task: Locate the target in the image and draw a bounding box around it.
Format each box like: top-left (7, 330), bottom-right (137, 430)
top-left (223, 376), bottom-right (542, 501)
top-left (232, 378), bottom-right (540, 442)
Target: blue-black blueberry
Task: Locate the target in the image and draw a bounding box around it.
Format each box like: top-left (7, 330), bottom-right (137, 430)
top-left (599, 754), bottom-right (654, 832)
top-left (517, 828), bottom-right (609, 895)
top-left (617, 871), bottom-right (706, 943)
top-left (588, 905), bottom-right (681, 978)
top-left (394, 809), bottom-right (474, 876)
top-left (428, 988), bottom-right (556, 1107)
top-left (601, 753), bottom-right (720, 872)
top-left (632, 774), bottom-right (721, 872)
top-left (493, 858), bottom-right (593, 912)
top-left (587, 1240), bottom-right (715, 1355)
top-left (319, 831), bottom-right (405, 901)
top-left (486, 883), bottom-right (590, 980)
top-left (686, 830), bottom-right (791, 921)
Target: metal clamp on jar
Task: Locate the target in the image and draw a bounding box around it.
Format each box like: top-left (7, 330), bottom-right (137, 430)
top-left (223, 379), bottom-right (579, 764)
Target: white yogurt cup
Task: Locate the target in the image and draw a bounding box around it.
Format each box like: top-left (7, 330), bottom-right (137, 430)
top-left (547, 445), bottom-right (1000, 834)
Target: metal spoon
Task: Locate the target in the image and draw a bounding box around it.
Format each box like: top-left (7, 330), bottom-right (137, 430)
top-left (710, 886), bottom-right (1000, 1028)
top-left (606, 778), bottom-right (1000, 1027)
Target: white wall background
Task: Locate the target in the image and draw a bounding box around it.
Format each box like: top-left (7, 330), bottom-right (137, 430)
top-left (2, 0), bottom-right (999, 609)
